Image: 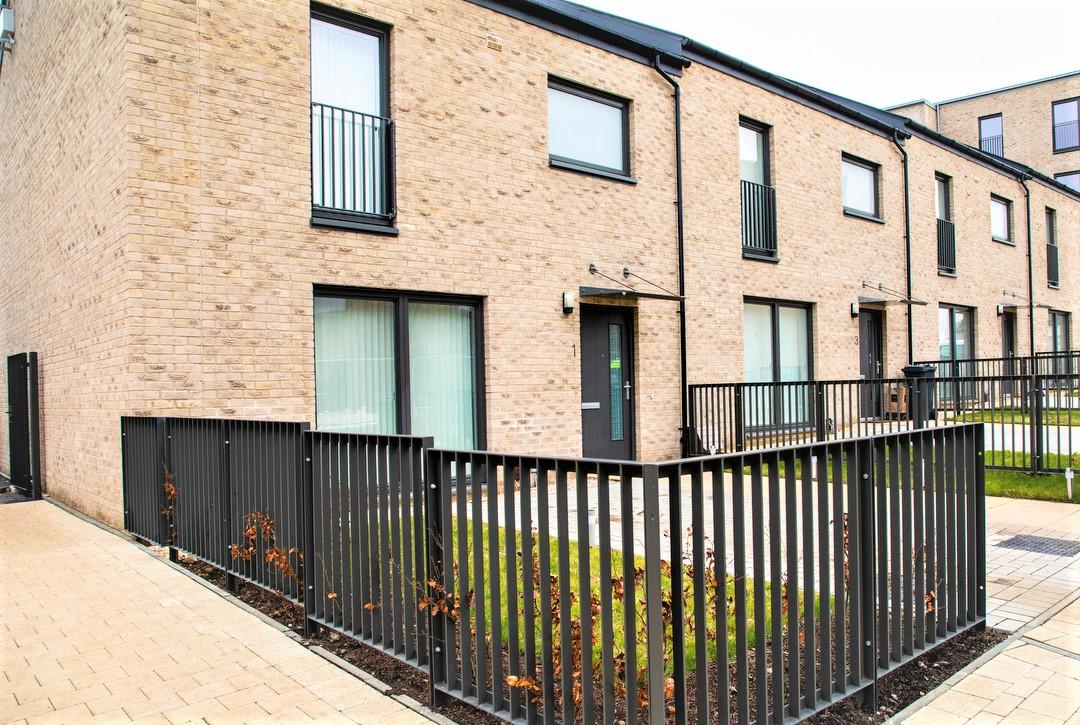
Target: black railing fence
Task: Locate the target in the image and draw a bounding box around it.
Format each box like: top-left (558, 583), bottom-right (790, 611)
top-left (979, 135), bottom-right (1003, 157)
top-left (937, 219), bottom-right (956, 274)
top-left (741, 179), bottom-right (778, 258)
top-left (1054, 120), bottom-right (1079, 152)
top-left (123, 416), bottom-right (988, 725)
top-left (1048, 242), bottom-right (1060, 288)
top-left (689, 373), bottom-right (1079, 474)
top-left (311, 102), bottom-right (394, 219)
top-left (913, 351), bottom-right (1080, 379)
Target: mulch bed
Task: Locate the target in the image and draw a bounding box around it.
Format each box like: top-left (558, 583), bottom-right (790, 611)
top-left (177, 556), bottom-right (1004, 724)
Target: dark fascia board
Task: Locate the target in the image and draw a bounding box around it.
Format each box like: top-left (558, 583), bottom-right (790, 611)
top-left (904, 120), bottom-right (1080, 201)
top-left (936, 70), bottom-right (1080, 107)
top-left (681, 40), bottom-right (910, 140)
top-left (465, 0), bottom-right (688, 75)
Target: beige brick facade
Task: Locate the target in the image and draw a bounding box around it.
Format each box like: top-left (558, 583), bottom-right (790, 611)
top-left (934, 73), bottom-right (1080, 179)
top-left (1, 0), bottom-right (1078, 527)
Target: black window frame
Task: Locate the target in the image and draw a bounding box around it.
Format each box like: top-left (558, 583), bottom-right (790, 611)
top-left (990, 194), bottom-right (1014, 245)
top-left (1049, 309), bottom-right (1072, 355)
top-left (309, 4), bottom-right (397, 236)
top-left (939, 303), bottom-right (977, 361)
top-left (743, 297), bottom-right (815, 383)
top-left (1054, 170), bottom-right (1080, 192)
top-left (1051, 97), bottom-right (1080, 153)
top-left (1047, 207), bottom-right (1059, 290)
top-left (546, 76), bottom-right (634, 183)
top-left (738, 117), bottom-right (771, 186)
top-left (978, 113), bottom-right (1004, 156)
top-left (312, 285), bottom-right (487, 448)
top-left (841, 153), bottom-right (883, 223)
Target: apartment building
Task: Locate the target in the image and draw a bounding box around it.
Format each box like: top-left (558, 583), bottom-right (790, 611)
top-left (890, 71), bottom-right (1080, 188)
top-left (1, 0), bottom-right (1078, 525)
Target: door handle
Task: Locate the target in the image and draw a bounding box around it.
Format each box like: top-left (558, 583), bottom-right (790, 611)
top-left (624, 380), bottom-right (632, 401)
top-left (581, 402), bottom-right (600, 410)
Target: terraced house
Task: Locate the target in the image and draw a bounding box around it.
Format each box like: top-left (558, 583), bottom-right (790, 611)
top-left (1, 0), bottom-right (1078, 526)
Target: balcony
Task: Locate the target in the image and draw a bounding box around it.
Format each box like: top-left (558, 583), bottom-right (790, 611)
top-left (311, 102), bottom-right (395, 228)
top-left (1048, 242), bottom-right (1060, 288)
top-left (979, 135), bottom-right (1004, 157)
top-left (1054, 120), bottom-right (1079, 152)
top-left (740, 179), bottom-right (778, 259)
top-left (937, 218), bottom-right (956, 275)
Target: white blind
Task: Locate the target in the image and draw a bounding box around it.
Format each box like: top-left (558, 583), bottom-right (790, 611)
top-left (548, 86), bottom-right (625, 172)
top-left (408, 302), bottom-right (477, 449)
top-left (311, 17), bottom-right (381, 115)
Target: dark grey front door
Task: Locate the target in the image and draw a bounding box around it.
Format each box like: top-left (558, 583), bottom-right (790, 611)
top-left (1002, 312), bottom-right (1018, 391)
top-left (859, 309), bottom-right (884, 417)
top-left (580, 307), bottom-right (634, 460)
top-left (6, 353), bottom-right (38, 497)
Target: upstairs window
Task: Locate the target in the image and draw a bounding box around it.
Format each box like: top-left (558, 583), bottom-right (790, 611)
top-left (310, 9), bottom-right (394, 227)
top-left (739, 119), bottom-right (777, 259)
top-left (935, 174), bottom-right (951, 221)
top-left (547, 78), bottom-right (631, 180)
top-left (841, 154), bottom-right (881, 220)
top-left (979, 114), bottom-right (1003, 156)
top-left (739, 122), bottom-right (769, 185)
top-left (1052, 98), bottom-right (1079, 152)
top-left (1047, 207), bottom-right (1060, 289)
top-left (990, 195), bottom-right (1012, 243)
top-left (1055, 170), bottom-right (1080, 192)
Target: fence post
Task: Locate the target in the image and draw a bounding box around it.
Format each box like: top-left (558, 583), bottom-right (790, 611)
top-left (856, 439), bottom-right (878, 712)
top-left (156, 417), bottom-right (178, 561)
top-left (425, 448), bottom-right (448, 707)
top-left (734, 385), bottom-right (746, 452)
top-left (814, 381), bottom-right (827, 441)
top-left (642, 463), bottom-right (666, 723)
top-left (220, 420), bottom-right (238, 594)
top-left (300, 431), bottom-right (318, 638)
top-left (1030, 377), bottom-right (1044, 475)
top-left (973, 424), bottom-right (987, 627)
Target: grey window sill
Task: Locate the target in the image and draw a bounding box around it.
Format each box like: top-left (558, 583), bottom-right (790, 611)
top-left (843, 208), bottom-right (885, 224)
top-left (549, 157), bottom-right (637, 185)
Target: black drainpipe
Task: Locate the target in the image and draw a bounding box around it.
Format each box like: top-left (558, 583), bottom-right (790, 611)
top-left (1019, 174), bottom-right (1035, 356)
top-left (891, 131), bottom-right (914, 365)
top-left (653, 56), bottom-right (690, 455)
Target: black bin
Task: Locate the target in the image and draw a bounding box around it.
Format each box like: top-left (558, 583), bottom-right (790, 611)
top-left (903, 364), bottom-right (937, 423)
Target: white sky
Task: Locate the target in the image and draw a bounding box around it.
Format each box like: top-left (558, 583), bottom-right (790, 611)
top-left (579, 0), bottom-right (1080, 108)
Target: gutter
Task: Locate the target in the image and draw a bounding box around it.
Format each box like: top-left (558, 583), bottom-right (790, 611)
top-left (1018, 175), bottom-right (1036, 357)
top-left (891, 131), bottom-right (914, 365)
top-left (652, 55), bottom-right (690, 456)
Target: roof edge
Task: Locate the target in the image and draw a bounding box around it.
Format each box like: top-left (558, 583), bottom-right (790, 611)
top-left (936, 69), bottom-right (1080, 106)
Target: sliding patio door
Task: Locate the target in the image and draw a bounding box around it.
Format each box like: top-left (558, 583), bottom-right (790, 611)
top-left (743, 300), bottom-right (812, 429)
top-left (314, 290), bottom-right (483, 449)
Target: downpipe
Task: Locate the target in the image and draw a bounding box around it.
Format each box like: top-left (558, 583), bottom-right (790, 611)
top-left (653, 56), bottom-right (690, 455)
top-left (891, 131), bottom-right (914, 365)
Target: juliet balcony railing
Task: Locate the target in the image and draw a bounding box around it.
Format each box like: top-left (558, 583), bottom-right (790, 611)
top-left (311, 102), bottom-right (395, 220)
top-left (979, 134), bottom-right (1004, 157)
top-left (740, 179), bottom-right (778, 258)
top-left (1048, 242), bottom-right (1060, 288)
top-left (937, 218), bottom-right (956, 275)
top-left (1054, 120), bottom-right (1079, 151)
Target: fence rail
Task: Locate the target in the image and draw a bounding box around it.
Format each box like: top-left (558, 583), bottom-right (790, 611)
top-left (912, 351), bottom-right (1079, 378)
top-left (123, 417), bottom-right (988, 724)
top-left (311, 102), bottom-right (394, 219)
top-left (689, 373), bottom-right (1080, 474)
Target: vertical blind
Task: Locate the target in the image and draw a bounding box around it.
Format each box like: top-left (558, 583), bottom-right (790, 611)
top-left (408, 302), bottom-right (477, 450)
top-left (311, 18), bottom-right (381, 115)
top-left (313, 297), bottom-right (397, 434)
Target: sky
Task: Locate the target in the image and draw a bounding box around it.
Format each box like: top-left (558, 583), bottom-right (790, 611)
top-left (577, 0), bottom-right (1080, 109)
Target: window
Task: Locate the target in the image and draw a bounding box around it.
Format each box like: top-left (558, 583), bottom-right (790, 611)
top-left (313, 289), bottom-right (483, 449)
top-left (990, 195), bottom-right (1013, 243)
top-left (1049, 310), bottom-right (1072, 373)
top-left (841, 155), bottom-right (881, 220)
top-left (739, 121), bottom-right (769, 185)
top-left (547, 78), bottom-right (631, 180)
top-left (1047, 208), bottom-right (1060, 289)
top-left (1055, 170), bottom-right (1080, 191)
top-left (740, 119), bottom-right (777, 259)
top-left (310, 8), bottom-right (394, 229)
top-left (939, 304), bottom-right (977, 393)
top-left (1052, 98), bottom-right (1079, 152)
top-left (979, 114), bottom-right (1003, 156)
top-left (936, 174), bottom-right (956, 275)
top-left (743, 300), bottom-right (812, 383)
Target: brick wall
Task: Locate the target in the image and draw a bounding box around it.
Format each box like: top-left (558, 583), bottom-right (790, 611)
top-left (937, 75), bottom-right (1080, 178)
top-left (2, 0), bottom-right (1078, 526)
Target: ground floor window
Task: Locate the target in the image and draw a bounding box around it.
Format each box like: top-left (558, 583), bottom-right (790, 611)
top-left (1049, 310), bottom-right (1072, 375)
top-left (313, 289), bottom-right (483, 448)
top-left (938, 305), bottom-right (974, 362)
top-left (743, 299), bottom-right (812, 428)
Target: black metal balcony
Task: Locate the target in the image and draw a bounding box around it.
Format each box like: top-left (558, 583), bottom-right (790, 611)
top-left (1054, 120), bottom-right (1079, 151)
top-left (1048, 242), bottom-right (1060, 288)
top-left (740, 179), bottom-right (778, 258)
top-left (937, 218), bottom-right (956, 275)
top-left (979, 135), bottom-right (1004, 157)
top-left (311, 102), bottom-right (395, 220)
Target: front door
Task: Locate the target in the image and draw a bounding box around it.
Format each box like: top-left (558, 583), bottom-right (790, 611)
top-left (580, 307), bottom-right (634, 460)
top-left (1002, 312), bottom-right (1018, 392)
top-left (859, 309), bottom-right (884, 417)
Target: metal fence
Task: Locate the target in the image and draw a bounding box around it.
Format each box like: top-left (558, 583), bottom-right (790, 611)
top-left (689, 373), bottom-right (1079, 474)
top-left (741, 179), bottom-right (778, 258)
top-left (123, 417), bottom-right (987, 724)
top-left (311, 102), bottom-right (395, 219)
top-left (912, 351), bottom-right (1079, 378)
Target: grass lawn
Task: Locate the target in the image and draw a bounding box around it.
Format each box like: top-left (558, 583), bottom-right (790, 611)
top-left (956, 409), bottom-right (1080, 426)
top-left (984, 451), bottom-right (1079, 503)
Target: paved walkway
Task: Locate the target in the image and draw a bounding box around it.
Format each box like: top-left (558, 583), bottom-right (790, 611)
top-left (0, 501), bottom-right (433, 724)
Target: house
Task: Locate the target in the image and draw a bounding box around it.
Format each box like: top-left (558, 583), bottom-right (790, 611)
top-left (1, 0), bottom-right (1077, 526)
